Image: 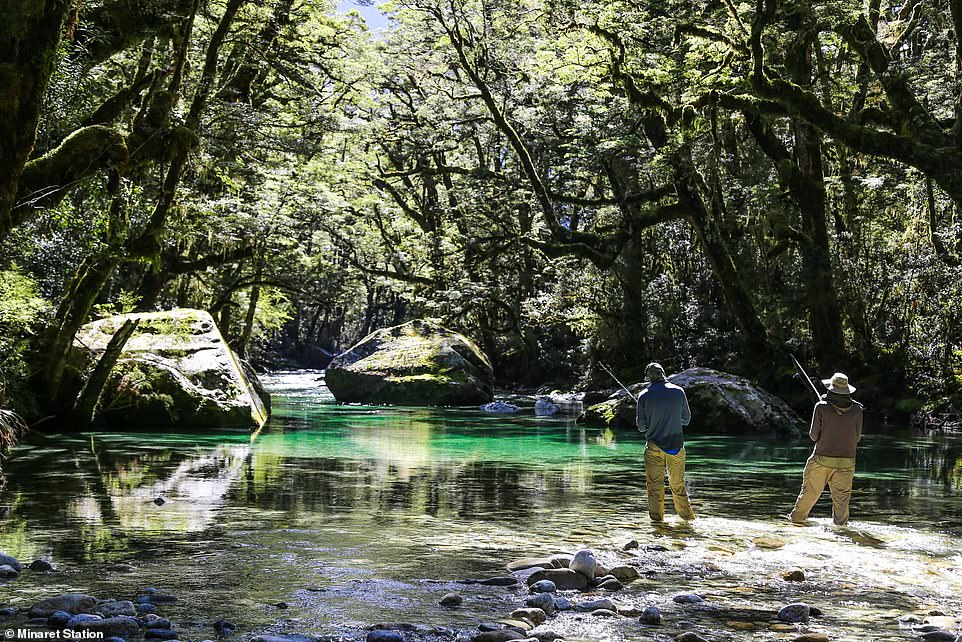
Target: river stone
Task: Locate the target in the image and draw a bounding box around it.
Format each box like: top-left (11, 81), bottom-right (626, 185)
top-left (251, 636), bottom-right (322, 642)
top-left (480, 402), bottom-right (520, 413)
top-left (529, 580), bottom-right (556, 594)
top-left (781, 569), bottom-right (805, 581)
top-left (920, 633), bottom-right (957, 642)
top-left (639, 606), bottom-right (662, 625)
top-left (0, 607), bottom-right (17, 618)
top-left (326, 320), bottom-right (494, 405)
top-left (29, 559), bottom-right (54, 572)
top-left (510, 609), bottom-right (546, 625)
top-left (609, 566), bottom-right (640, 582)
top-left (525, 593), bottom-right (555, 614)
top-left (507, 558), bottom-right (558, 572)
top-left (65, 614), bottom-right (103, 629)
top-left (794, 635), bottom-right (830, 642)
top-left (580, 368), bottom-right (803, 436)
top-left (590, 609), bottom-right (619, 618)
top-left (672, 593), bottom-right (704, 604)
top-left (527, 630), bottom-right (564, 642)
top-left (569, 550), bottom-right (596, 579)
top-left (145, 616), bottom-right (172, 629)
top-left (777, 603), bottom-right (810, 623)
top-left (136, 594), bottom-right (177, 604)
top-left (76, 616), bottom-right (141, 638)
top-left (30, 594), bottom-right (99, 618)
top-left (0, 565), bottom-right (18, 578)
top-left (96, 601), bottom-right (137, 618)
top-left (439, 593), bottom-right (463, 607)
top-left (472, 631), bottom-right (526, 642)
top-left (0, 554), bottom-right (21, 572)
top-left (597, 578), bottom-right (623, 591)
top-left (368, 632), bottom-right (405, 642)
top-left (673, 634), bottom-right (709, 642)
top-left (553, 597), bottom-right (573, 611)
top-left (47, 611), bottom-right (73, 628)
top-left (548, 554), bottom-right (571, 568)
top-left (527, 569), bottom-right (588, 591)
top-left (534, 398), bottom-right (559, 416)
top-left (574, 599), bottom-right (615, 613)
top-left (70, 309), bottom-right (269, 429)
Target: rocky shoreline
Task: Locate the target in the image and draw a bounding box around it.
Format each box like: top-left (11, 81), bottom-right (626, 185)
top-left (2, 541), bottom-right (959, 642)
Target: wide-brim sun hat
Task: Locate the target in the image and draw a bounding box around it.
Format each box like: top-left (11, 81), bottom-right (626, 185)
top-left (821, 372), bottom-right (855, 394)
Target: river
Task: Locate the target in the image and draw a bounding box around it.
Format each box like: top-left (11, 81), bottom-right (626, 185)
top-left (1, 371), bottom-right (960, 641)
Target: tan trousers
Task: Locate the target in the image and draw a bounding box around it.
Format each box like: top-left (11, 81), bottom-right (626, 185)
top-left (790, 454), bottom-right (856, 525)
top-left (644, 442), bottom-right (695, 521)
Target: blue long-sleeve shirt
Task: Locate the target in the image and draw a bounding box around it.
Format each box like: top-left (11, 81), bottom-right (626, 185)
top-left (636, 381), bottom-right (691, 452)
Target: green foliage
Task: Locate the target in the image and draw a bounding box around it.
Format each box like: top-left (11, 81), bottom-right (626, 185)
top-left (0, 267), bottom-right (51, 412)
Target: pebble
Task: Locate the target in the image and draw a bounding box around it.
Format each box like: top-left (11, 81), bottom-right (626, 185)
top-left (673, 633), bottom-right (709, 642)
top-left (0, 554), bottom-right (22, 572)
top-left (574, 599), bottom-right (614, 613)
top-left (439, 593), bottom-right (463, 607)
top-left (569, 549), bottom-right (596, 579)
top-left (525, 593), bottom-right (555, 615)
top-left (781, 569), bottom-right (805, 582)
top-left (553, 597), bottom-right (572, 611)
top-left (145, 629), bottom-right (179, 641)
top-left (530, 580), bottom-right (556, 594)
top-left (65, 614), bottom-right (103, 629)
top-left (29, 560), bottom-right (54, 572)
top-left (510, 608), bottom-right (546, 625)
top-left (672, 593), bottom-right (704, 604)
top-left (639, 606), bottom-right (662, 625)
top-left (777, 603), bottom-right (811, 623)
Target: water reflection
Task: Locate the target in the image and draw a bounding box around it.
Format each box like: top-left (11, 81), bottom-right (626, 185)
top-left (0, 372), bottom-right (959, 641)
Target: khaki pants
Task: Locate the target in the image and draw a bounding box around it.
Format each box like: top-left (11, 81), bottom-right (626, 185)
top-left (644, 442), bottom-right (695, 521)
top-left (790, 454), bottom-right (856, 525)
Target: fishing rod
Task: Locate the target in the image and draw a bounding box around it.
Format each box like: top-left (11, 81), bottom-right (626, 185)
top-left (790, 353), bottom-right (822, 403)
top-left (598, 361), bottom-right (637, 401)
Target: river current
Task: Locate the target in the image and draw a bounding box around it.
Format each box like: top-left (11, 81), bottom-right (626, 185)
top-left (1, 371), bottom-right (960, 640)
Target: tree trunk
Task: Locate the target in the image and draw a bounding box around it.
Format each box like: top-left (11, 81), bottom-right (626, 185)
top-left (72, 319), bottom-right (139, 427)
top-left (0, 0), bottom-right (71, 241)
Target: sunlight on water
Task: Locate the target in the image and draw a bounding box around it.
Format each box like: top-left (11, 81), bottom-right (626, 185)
top-left (0, 371), bottom-right (960, 641)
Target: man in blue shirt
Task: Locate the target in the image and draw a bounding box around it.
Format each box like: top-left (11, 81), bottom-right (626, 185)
top-left (637, 362), bottom-right (695, 522)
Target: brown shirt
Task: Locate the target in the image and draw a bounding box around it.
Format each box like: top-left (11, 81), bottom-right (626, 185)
top-left (810, 400), bottom-right (863, 458)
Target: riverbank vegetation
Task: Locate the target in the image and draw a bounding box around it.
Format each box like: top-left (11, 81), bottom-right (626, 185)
top-left (2, 0), bottom-right (962, 431)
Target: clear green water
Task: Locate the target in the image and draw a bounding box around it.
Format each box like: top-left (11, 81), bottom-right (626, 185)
top-left (1, 371), bottom-right (961, 641)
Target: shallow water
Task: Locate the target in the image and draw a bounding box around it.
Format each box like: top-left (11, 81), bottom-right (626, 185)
top-left (1, 371), bottom-right (961, 640)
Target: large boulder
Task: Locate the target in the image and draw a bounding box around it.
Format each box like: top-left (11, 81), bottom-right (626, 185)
top-left (580, 367), bottom-right (802, 437)
top-left (326, 320), bottom-right (494, 405)
top-left (70, 309), bottom-right (269, 429)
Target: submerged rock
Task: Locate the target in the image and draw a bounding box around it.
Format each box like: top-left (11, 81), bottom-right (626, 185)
top-left (534, 398), bottom-right (559, 416)
top-left (326, 320), bottom-right (494, 405)
top-left (70, 309), bottom-right (269, 429)
top-left (574, 599), bottom-right (614, 613)
top-left (96, 601), bottom-right (137, 618)
top-left (0, 565), bottom-right (19, 579)
top-left (777, 603), bottom-right (810, 623)
top-left (780, 569), bottom-right (806, 582)
top-left (510, 608), bottom-right (546, 625)
top-left (0, 554), bottom-right (21, 572)
top-left (367, 632), bottom-right (405, 642)
top-left (639, 606), bottom-right (662, 625)
top-left (672, 593), bottom-right (704, 605)
top-left (65, 614), bottom-right (102, 629)
top-left (472, 631), bottom-right (525, 642)
top-left (580, 367), bottom-right (803, 436)
top-left (75, 616), bottom-right (140, 638)
top-left (30, 594), bottom-right (99, 618)
top-left (480, 401), bottom-right (521, 414)
top-left (673, 633), bottom-right (709, 642)
top-left (527, 569), bottom-right (588, 591)
top-left (609, 566), bottom-right (640, 581)
top-left (439, 593), bottom-right (463, 607)
top-left (28, 559), bottom-right (54, 572)
top-left (476, 576), bottom-right (519, 586)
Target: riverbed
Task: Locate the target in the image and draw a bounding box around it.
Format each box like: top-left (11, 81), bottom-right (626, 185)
top-left (1, 371), bottom-right (960, 640)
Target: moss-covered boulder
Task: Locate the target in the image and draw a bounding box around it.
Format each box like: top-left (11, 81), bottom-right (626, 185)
top-left (580, 367), bottom-right (802, 437)
top-left (71, 309), bottom-right (269, 429)
top-left (326, 320), bottom-right (494, 405)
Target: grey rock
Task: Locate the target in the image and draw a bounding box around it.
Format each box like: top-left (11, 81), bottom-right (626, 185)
top-left (326, 319), bottom-right (494, 405)
top-left (622, 540), bottom-right (639, 551)
top-left (527, 630), bottom-right (564, 642)
top-left (477, 577), bottom-right (518, 586)
top-left (145, 616), bottom-right (172, 629)
top-left (145, 629), bottom-right (179, 641)
top-left (477, 623), bottom-right (503, 632)
top-left (75, 616), bottom-right (141, 638)
top-left (534, 398), bottom-right (559, 416)
top-left (920, 633), bottom-right (957, 642)
top-left (213, 619), bottom-right (236, 635)
top-left (777, 603), bottom-right (810, 623)
top-left (507, 558), bottom-right (559, 572)
top-left (548, 554), bottom-right (571, 568)
top-left (47, 611), bottom-right (72, 628)
top-left (135, 594), bottom-right (177, 604)
top-left (574, 599), bottom-right (615, 613)
top-left (0, 565), bottom-right (19, 579)
top-left (553, 597), bottom-right (573, 611)
top-left (0, 554), bottom-right (21, 572)
top-left (529, 580), bottom-right (556, 594)
top-left (0, 607), bottom-right (18, 618)
top-left (609, 566), bottom-right (640, 582)
top-left (672, 593), bottom-right (704, 605)
top-left (96, 601), bottom-right (137, 618)
top-left (30, 594), bottom-right (99, 618)
top-left (28, 560), bottom-right (54, 572)
top-left (105, 638), bottom-right (128, 642)
top-left (525, 593), bottom-right (555, 615)
top-left (367, 630), bottom-right (405, 642)
top-left (590, 609), bottom-right (619, 617)
top-left (569, 549), bottom-right (596, 579)
top-left (250, 637), bottom-right (320, 642)
top-left (439, 593), bottom-right (463, 607)
top-left (472, 631), bottom-right (526, 642)
top-left (65, 614), bottom-right (103, 629)
top-left (510, 608), bottom-right (546, 625)
top-left (527, 569), bottom-right (587, 591)
top-left (597, 578), bottom-right (623, 591)
top-left (639, 606), bottom-right (662, 625)
top-left (135, 604), bottom-right (156, 614)
top-left (673, 634), bottom-right (709, 642)
top-left (480, 402), bottom-right (521, 414)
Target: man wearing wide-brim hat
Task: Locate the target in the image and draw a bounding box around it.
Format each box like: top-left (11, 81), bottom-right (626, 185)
top-left (788, 372), bottom-right (864, 526)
